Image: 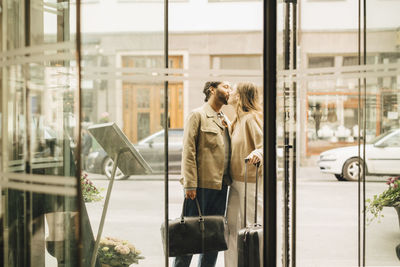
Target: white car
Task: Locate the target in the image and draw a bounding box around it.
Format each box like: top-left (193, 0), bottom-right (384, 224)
top-left (318, 129), bottom-right (400, 181)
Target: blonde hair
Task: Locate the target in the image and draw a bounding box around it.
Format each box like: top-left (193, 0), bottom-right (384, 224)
top-left (232, 82), bottom-right (262, 130)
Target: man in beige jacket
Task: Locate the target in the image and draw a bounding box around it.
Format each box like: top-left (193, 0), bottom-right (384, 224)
top-left (173, 81), bottom-right (232, 267)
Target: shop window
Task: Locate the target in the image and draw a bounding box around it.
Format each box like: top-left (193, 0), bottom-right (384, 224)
top-left (137, 89), bottom-right (150, 108)
top-left (209, 0), bottom-right (260, 2)
top-left (343, 56), bottom-right (358, 66)
top-left (31, 95), bottom-right (41, 115)
top-left (308, 56), bottom-right (334, 68)
top-left (343, 55), bottom-right (376, 66)
top-left (118, 0), bottom-right (187, 2)
top-left (211, 55), bottom-right (262, 70)
top-left (307, 94), bottom-right (362, 155)
top-left (307, 0), bottom-right (345, 2)
top-left (382, 92), bottom-right (400, 133)
top-left (82, 91), bottom-right (93, 109)
top-left (123, 56), bottom-right (163, 68)
top-left (71, 0), bottom-right (99, 3)
top-left (379, 52), bottom-right (400, 64)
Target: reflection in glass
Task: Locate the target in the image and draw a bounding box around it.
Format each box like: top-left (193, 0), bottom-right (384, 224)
top-left (169, 0), bottom-right (264, 265)
top-left (365, 1), bottom-right (400, 265)
top-left (80, 0), bottom-right (167, 265)
top-left (1, 0), bottom-right (84, 266)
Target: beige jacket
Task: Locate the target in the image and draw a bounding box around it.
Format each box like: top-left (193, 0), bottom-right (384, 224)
top-left (230, 112), bottom-right (263, 183)
top-left (182, 103), bottom-right (231, 190)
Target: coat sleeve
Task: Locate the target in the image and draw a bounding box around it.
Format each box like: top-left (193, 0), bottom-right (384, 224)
top-left (245, 113), bottom-right (263, 154)
top-left (182, 111), bottom-right (200, 188)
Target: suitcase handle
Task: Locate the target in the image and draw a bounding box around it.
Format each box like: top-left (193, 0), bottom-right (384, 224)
top-left (243, 159), bottom-right (260, 228)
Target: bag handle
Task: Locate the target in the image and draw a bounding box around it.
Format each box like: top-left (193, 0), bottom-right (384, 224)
top-left (180, 197), bottom-right (203, 222)
top-left (243, 159), bottom-right (260, 228)
top-left (180, 197), bottom-right (205, 231)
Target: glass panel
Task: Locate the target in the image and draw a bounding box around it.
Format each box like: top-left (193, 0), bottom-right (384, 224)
top-left (211, 55), bottom-right (262, 70)
top-left (308, 56), bottom-right (335, 68)
top-left (365, 1), bottom-right (400, 265)
top-left (1, 1), bottom-right (82, 266)
top-left (80, 1), bottom-right (166, 266)
top-left (277, 0), bottom-right (368, 266)
top-left (170, 1), bottom-right (263, 266)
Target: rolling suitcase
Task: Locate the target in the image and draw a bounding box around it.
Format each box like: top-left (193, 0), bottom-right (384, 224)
top-left (237, 159), bottom-right (263, 267)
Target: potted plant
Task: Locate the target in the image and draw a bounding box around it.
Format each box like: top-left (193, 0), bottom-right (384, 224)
top-left (98, 237), bottom-right (144, 267)
top-left (366, 176), bottom-right (400, 227)
top-left (81, 172), bottom-right (103, 202)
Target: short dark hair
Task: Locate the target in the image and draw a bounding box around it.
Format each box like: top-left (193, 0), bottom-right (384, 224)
top-left (203, 81), bottom-right (222, 102)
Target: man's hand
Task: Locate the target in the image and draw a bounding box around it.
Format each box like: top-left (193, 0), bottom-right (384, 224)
top-left (185, 189), bottom-right (196, 200)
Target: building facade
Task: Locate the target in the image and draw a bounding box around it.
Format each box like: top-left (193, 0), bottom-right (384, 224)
top-left (1, 0), bottom-right (400, 266)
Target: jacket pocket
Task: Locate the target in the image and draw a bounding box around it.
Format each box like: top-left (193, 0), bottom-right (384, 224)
top-left (200, 127), bottom-right (220, 149)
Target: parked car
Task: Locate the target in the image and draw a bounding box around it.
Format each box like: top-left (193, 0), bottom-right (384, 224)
top-left (85, 129), bottom-right (183, 180)
top-left (318, 129), bottom-right (400, 181)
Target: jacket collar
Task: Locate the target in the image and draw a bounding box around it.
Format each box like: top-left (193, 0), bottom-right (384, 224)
top-left (204, 103), bottom-right (218, 118)
top-left (203, 103), bottom-right (225, 130)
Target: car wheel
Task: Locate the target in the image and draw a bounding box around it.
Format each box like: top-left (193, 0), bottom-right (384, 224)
top-left (103, 157), bottom-right (130, 180)
top-left (342, 158), bottom-right (365, 181)
top-left (334, 174), bottom-right (346, 181)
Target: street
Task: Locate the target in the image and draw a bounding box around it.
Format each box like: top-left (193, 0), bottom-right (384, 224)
top-left (48, 167), bottom-right (400, 266)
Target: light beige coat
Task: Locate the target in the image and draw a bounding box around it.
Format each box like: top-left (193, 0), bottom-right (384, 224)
top-left (181, 103), bottom-right (231, 190)
top-left (230, 112), bottom-right (263, 183)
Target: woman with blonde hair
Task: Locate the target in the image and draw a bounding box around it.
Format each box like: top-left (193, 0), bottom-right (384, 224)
top-left (225, 82), bottom-right (263, 267)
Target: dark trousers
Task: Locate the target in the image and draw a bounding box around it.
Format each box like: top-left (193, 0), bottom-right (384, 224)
top-left (173, 184), bottom-right (228, 267)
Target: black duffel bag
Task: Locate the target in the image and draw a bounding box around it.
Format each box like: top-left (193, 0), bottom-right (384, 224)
top-left (161, 198), bottom-right (228, 257)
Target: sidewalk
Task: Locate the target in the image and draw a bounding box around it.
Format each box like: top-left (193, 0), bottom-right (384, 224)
top-left (72, 169), bottom-right (400, 267)
top-left (86, 177), bottom-right (225, 267)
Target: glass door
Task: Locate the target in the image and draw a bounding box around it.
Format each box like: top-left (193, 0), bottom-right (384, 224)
top-left (277, 0), bottom-right (400, 266)
top-left (79, 1), bottom-right (167, 266)
top-left (364, 1), bottom-right (400, 266)
top-left (1, 0), bottom-right (81, 266)
top-left (168, 1), bottom-right (264, 266)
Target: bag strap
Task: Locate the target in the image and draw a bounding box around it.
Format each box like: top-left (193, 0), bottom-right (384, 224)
top-left (243, 159), bottom-right (260, 228)
top-left (180, 197), bottom-right (202, 223)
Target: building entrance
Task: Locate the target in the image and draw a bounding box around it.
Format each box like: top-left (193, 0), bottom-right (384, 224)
top-left (121, 56), bottom-right (183, 143)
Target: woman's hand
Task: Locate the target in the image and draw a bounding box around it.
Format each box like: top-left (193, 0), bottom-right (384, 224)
top-left (246, 149), bottom-right (263, 165)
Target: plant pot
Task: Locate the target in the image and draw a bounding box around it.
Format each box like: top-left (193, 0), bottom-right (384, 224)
top-left (394, 206), bottom-right (400, 230)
